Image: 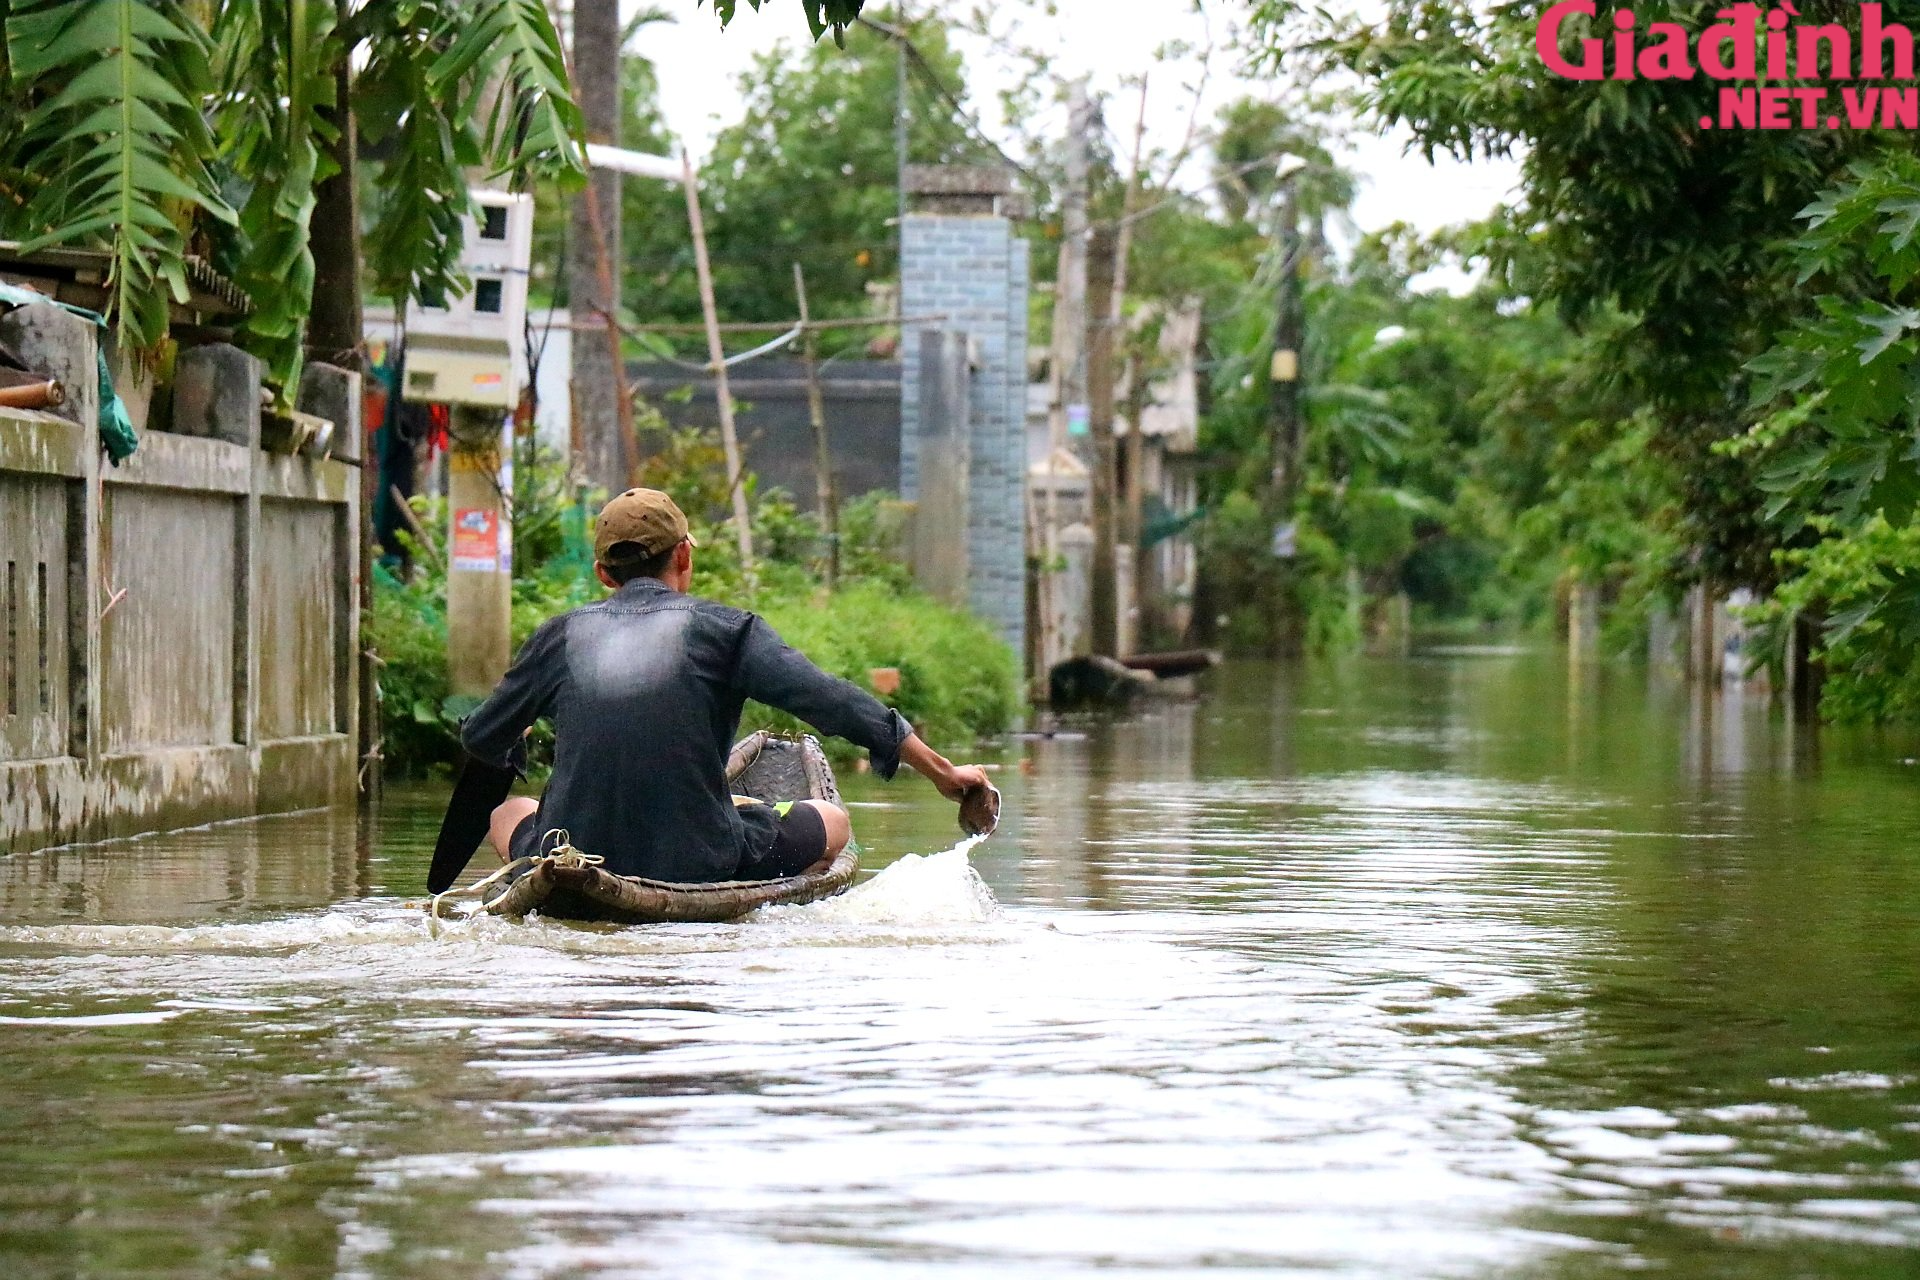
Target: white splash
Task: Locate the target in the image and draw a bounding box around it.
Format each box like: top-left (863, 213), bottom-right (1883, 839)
top-left (770, 836), bottom-right (999, 927)
top-left (0, 840), bottom-right (1005, 957)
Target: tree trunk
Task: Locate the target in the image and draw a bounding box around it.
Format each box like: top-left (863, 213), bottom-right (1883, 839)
top-left (569, 0), bottom-right (625, 495)
top-left (306, 9), bottom-right (377, 797)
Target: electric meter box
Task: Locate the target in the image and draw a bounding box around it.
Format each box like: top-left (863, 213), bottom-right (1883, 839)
top-left (401, 190), bottom-right (534, 408)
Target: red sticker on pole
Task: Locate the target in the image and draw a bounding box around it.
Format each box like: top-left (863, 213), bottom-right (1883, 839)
top-left (451, 508), bottom-right (500, 573)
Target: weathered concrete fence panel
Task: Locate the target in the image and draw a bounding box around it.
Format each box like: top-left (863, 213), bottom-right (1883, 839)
top-left (102, 487), bottom-right (242, 752)
top-left (1, 305), bottom-right (360, 855)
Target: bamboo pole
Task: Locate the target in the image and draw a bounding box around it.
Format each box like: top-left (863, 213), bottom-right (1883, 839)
top-left (682, 150), bottom-right (756, 575)
top-left (572, 313), bottom-right (952, 336)
top-left (388, 485), bottom-right (445, 573)
top-left (792, 263), bottom-right (841, 589)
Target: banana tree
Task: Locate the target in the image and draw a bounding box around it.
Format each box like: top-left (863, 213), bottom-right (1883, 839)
top-left (0, 0), bottom-right (584, 389)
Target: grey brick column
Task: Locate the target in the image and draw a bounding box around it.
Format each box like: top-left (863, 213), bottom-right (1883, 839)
top-left (899, 212), bottom-right (1029, 657)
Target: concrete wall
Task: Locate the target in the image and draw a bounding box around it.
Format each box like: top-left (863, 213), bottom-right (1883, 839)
top-left (627, 359), bottom-right (903, 512)
top-left (1, 309), bottom-right (359, 855)
top-left (899, 212), bottom-right (1029, 656)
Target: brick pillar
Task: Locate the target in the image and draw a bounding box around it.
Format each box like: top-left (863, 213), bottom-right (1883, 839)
top-left (899, 167), bottom-right (1030, 658)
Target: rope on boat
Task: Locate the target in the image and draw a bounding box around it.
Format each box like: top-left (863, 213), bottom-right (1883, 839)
top-left (427, 830), bottom-right (604, 922)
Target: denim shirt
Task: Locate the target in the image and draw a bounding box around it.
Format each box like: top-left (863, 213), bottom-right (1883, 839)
top-left (461, 578), bottom-right (912, 882)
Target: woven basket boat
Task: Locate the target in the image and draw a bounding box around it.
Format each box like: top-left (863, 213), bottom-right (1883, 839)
top-left (472, 732), bottom-right (856, 925)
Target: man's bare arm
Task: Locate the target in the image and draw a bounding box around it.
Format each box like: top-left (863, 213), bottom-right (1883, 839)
top-left (898, 733), bottom-right (989, 802)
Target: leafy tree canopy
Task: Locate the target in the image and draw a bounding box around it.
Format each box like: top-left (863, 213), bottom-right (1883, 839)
top-left (702, 0), bottom-right (867, 45)
top-left (0, 0), bottom-right (583, 387)
top-left (1249, 0), bottom-right (1905, 590)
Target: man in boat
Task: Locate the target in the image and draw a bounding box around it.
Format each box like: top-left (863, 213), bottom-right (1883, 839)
top-left (434, 488), bottom-right (990, 890)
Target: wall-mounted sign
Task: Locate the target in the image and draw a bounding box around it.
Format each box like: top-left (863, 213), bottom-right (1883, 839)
top-left (452, 508), bottom-right (501, 573)
top-left (1067, 403), bottom-right (1091, 436)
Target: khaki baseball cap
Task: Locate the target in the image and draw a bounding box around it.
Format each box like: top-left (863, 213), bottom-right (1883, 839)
top-left (594, 488), bottom-right (696, 563)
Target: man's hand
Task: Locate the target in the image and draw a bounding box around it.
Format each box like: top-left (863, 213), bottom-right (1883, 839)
top-left (899, 734), bottom-right (998, 835)
top-left (899, 733), bottom-right (986, 801)
top-left (936, 763), bottom-right (991, 803)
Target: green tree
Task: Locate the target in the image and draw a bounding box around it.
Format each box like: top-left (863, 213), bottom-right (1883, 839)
top-left (1740, 155), bottom-right (1920, 719)
top-left (695, 10), bottom-right (994, 328)
top-left (526, 8), bottom-right (682, 314)
top-left (0, 0), bottom-right (583, 389)
top-left (1254, 0), bottom-right (1898, 595)
top-left (704, 0), bottom-right (867, 43)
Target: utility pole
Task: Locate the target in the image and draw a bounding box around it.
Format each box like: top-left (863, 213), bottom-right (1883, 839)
top-left (1040, 77), bottom-right (1094, 671)
top-left (569, 0), bottom-right (627, 496)
top-left (1124, 348), bottom-right (1150, 648)
top-left (793, 263), bottom-right (840, 589)
top-left (1111, 76), bottom-right (1148, 657)
top-left (683, 151), bottom-right (757, 576)
top-left (446, 407), bottom-right (513, 698)
top-left (1049, 77), bottom-right (1094, 461)
top-left (1268, 183), bottom-right (1307, 658)
top-left (1087, 225), bottom-right (1119, 657)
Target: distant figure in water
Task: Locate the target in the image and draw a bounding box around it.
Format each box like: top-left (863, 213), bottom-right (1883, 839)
top-left (454, 488), bottom-right (990, 885)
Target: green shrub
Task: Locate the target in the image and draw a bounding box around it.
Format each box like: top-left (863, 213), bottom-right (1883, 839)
top-left (752, 580), bottom-right (1022, 757)
top-left (1745, 516), bottom-right (1920, 723)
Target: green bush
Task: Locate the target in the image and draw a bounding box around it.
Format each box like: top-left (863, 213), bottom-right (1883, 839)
top-left (1196, 490), bottom-right (1356, 655)
top-left (1745, 516), bottom-right (1920, 724)
top-left (752, 580), bottom-right (1022, 757)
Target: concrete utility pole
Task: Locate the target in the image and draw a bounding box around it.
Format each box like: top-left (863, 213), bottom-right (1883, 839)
top-left (1124, 348), bottom-right (1150, 648)
top-left (1040, 78), bottom-right (1094, 668)
top-left (569, 0), bottom-right (627, 495)
top-left (1268, 183), bottom-right (1307, 658)
top-left (1087, 224), bottom-right (1119, 657)
top-left (1111, 76), bottom-right (1149, 656)
top-left (1049, 77), bottom-right (1094, 458)
top-left (793, 263), bottom-right (841, 588)
top-left (446, 407), bottom-right (513, 698)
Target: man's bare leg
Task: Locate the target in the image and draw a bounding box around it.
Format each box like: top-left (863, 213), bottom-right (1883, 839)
top-left (487, 796), bottom-right (540, 864)
top-left (796, 799), bottom-right (852, 856)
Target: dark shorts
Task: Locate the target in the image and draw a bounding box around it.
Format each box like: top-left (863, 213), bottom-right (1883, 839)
top-left (732, 800), bottom-right (831, 880)
top-left (507, 800), bottom-right (830, 882)
top-left (506, 814), bottom-right (560, 863)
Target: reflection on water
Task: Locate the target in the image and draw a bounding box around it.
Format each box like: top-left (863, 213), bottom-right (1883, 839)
top-left (2, 653), bottom-right (1918, 1278)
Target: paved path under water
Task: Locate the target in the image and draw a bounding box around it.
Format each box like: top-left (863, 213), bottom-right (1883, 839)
top-left (2, 653), bottom-right (1918, 1278)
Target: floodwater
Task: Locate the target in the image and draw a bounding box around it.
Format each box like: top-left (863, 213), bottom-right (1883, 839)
top-left (3, 654), bottom-right (1919, 1279)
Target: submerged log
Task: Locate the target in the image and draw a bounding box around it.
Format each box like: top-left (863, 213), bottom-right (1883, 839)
top-left (1049, 654), bottom-right (1156, 708)
top-left (1120, 648), bottom-right (1221, 679)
